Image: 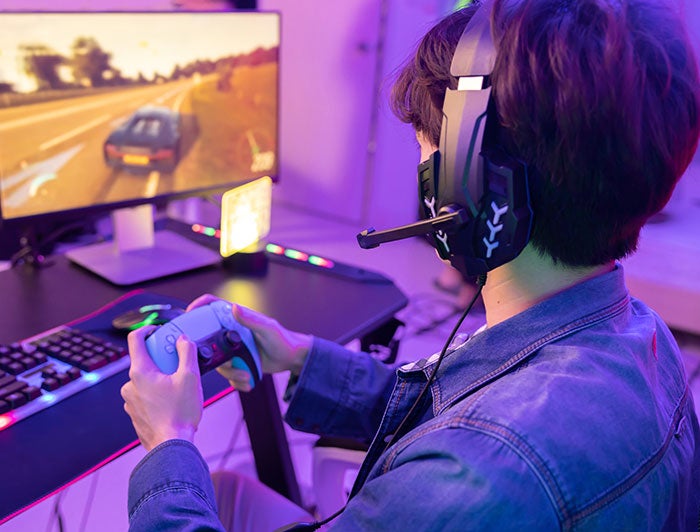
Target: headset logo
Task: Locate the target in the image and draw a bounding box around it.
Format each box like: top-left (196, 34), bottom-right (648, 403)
top-left (423, 195), bottom-right (450, 253)
top-left (483, 201), bottom-right (508, 258)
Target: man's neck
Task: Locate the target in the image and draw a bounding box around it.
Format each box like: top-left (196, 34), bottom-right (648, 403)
top-left (481, 244), bottom-right (614, 328)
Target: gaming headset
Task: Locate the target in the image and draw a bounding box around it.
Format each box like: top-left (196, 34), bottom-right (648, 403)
top-left (357, 0), bottom-right (533, 277)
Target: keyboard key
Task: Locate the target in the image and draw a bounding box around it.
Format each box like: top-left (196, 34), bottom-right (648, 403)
top-left (4, 393), bottom-right (27, 409)
top-left (22, 386), bottom-right (42, 401)
top-left (5, 393), bottom-right (27, 408)
top-left (68, 355), bottom-right (85, 365)
top-left (41, 367), bottom-right (57, 378)
top-left (41, 378), bottom-right (60, 391)
top-left (0, 380), bottom-right (28, 399)
top-left (105, 348), bottom-right (125, 362)
top-left (0, 374), bottom-right (16, 389)
top-left (78, 355), bottom-right (108, 372)
top-left (55, 373), bottom-right (71, 386)
top-left (0, 400), bottom-right (9, 414)
top-left (66, 367), bottom-right (82, 380)
top-left (20, 357), bottom-right (37, 370)
top-left (4, 362), bottom-right (25, 375)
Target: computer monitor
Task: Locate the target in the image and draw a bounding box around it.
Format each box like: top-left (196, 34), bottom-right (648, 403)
top-left (0, 11), bottom-right (279, 284)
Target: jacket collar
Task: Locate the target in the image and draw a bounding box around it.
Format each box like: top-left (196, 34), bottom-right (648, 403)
top-left (399, 264), bottom-right (630, 415)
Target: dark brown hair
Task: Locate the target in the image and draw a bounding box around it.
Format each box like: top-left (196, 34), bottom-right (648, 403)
top-left (390, 6), bottom-right (478, 146)
top-left (491, 0), bottom-right (700, 265)
top-left (391, 0), bottom-right (700, 267)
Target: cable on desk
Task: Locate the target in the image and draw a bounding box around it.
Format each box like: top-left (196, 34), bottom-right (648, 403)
top-left (78, 472), bottom-right (100, 532)
top-left (47, 489), bottom-right (66, 532)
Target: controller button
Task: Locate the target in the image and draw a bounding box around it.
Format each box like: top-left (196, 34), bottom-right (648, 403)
top-left (166, 334), bottom-right (176, 343)
top-left (165, 345), bottom-right (176, 354)
top-left (199, 346), bottom-right (213, 360)
top-left (224, 331), bottom-right (242, 347)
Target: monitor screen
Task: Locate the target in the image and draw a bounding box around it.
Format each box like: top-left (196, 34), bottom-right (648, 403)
top-left (0, 11), bottom-right (279, 225)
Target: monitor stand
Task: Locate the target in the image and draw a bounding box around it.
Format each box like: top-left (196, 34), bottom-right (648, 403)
top-left (65, 205), bottom-right (220, 285)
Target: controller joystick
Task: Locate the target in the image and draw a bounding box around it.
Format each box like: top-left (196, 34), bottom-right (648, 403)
top-left (144, 300), bottom-right (262, 389)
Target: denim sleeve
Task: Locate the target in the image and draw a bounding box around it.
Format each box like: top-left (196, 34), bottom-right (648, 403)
top-left (285, 337), bottom-right (398, 443)
top-left (128, 439), bottom-right (224, 532)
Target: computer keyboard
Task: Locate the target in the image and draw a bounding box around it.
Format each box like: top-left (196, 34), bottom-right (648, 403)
top-left (0, 289), bottom-right (188, 432)
top-left (0, 325), bottom-right (129, 429)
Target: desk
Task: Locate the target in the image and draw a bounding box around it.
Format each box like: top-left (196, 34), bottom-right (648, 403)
top-left (0, 244), bottom-right (407, 522)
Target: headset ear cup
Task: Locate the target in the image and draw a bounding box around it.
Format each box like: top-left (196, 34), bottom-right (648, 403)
top-left (472, 149), bottom-right (532, 268)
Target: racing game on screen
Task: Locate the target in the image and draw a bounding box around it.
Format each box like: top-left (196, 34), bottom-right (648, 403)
top-left (0, 12), bottom-right (279, 220)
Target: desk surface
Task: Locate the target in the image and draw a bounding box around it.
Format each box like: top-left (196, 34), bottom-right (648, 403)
top-left (0, 244), bottom-right (407, 522)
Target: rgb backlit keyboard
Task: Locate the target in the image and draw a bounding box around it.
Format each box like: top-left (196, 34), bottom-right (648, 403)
top-left (0, 325), bottom-right (129, 430)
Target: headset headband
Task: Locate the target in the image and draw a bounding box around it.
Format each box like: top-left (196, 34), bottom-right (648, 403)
top-left (438, 0), bottom-right (496, 218)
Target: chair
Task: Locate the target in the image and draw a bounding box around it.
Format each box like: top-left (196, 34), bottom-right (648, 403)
top-left (310, 318), bottom-right (404, 519)
top-left (311, 436), bottom-right (368, 518)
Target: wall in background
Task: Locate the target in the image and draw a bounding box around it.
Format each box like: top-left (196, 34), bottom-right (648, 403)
top-left (259, 0), bottom-right (448, 230)
top-left (258, 0), bottom-right (382, 226)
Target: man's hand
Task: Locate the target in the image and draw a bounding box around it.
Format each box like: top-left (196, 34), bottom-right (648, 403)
top-left (187, 294), bottom-right (312, 392)
top-left (121, 326), bottom-right (203, 452)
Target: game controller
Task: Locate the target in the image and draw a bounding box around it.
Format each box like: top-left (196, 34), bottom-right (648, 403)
top-left (144, 300), bottom-right (262, 389)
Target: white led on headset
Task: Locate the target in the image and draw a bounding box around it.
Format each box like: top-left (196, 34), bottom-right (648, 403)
top-left (457, 76), bottom-right (486, 91)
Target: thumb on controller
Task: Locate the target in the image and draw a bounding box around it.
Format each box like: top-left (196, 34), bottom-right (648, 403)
top-left (231, 303), bottom-right (271, 335)
top-left (176, 335), bottom-right (199, 376)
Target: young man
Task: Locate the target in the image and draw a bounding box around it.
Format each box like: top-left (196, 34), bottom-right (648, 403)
top-left (121, 0), bottom-right (700, 529)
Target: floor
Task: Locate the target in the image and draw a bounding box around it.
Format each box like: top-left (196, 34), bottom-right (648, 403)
top-left (2, 196), bottom-right (700, 531)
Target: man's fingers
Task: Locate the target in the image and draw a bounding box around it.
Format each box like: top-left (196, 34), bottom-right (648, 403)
top-left (216, 365), bottom-right (252, 392)
top-left (120, 381), bottom-right (132, 402)
top-left (231, 304), bottom-right (274, 335)
top-left (127, 326), bottom-right (158, 372)
top-left (186, 294), bottom-right (220, 312)
top-left (176, 335), bottom-right (200, 376)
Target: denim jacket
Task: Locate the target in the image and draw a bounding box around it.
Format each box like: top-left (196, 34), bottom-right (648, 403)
top-left (128, 265), bottom-right (700, 531)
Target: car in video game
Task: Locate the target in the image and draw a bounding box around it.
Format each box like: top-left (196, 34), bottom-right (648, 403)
top-left (103, 106), bottom-right (182, 173)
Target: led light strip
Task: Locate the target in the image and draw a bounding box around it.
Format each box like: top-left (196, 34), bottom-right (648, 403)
top-left (190, 225), bottom-right (335, 270)
top-left (192, 224), bottom-right (221, 239)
